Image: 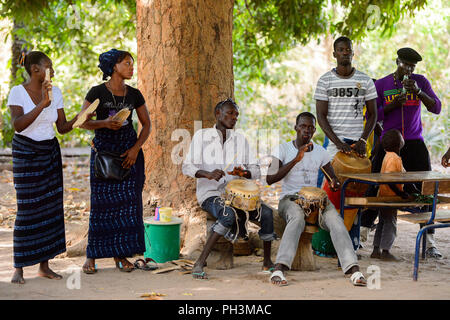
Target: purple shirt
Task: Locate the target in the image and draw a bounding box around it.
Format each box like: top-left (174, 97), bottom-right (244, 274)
top-left (375, 73), bottom-right (441, 140)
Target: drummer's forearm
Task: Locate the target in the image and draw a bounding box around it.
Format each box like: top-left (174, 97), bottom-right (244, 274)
top-left (195, 170), bottom-right (211, 179)
top-left (266, 159), bottom-right (297, 185)
top-left (321, 162), bottom-right (338, 182)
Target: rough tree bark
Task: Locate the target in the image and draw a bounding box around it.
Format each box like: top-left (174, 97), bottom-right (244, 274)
top-left (10, 20), bottom-right (26, 87)
top-left (136, 0), bottom-right (235, 258)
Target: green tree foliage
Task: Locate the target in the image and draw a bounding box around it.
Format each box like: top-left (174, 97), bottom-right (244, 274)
top-left (0, 0), bottom-right (136, 147)
top-left (0, 0), bottom-right (432, 148)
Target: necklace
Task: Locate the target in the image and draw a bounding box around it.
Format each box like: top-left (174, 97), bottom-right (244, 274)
top-left (392, 72), bottom-right (405, 138)
top-left (106, 82), bottom-right (127, 108)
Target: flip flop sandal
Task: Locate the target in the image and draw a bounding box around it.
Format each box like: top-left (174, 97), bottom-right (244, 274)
top-left (350, 271), bottom-right (367, 287)
top-left (270, 270), bottom-right (288, 286)
top-left (260, 266), bottom-right (275, 274)
top-left (134, 258), bottom-right (158, 271)
top-left (192, 271), bottom-right (208, 280)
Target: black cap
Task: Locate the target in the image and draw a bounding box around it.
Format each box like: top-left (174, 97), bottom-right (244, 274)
top-left (397, 48), bottom-right (422, 63)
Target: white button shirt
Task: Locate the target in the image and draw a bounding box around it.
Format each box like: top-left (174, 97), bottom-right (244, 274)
top-left (182, 125), bottom-right (261, 206)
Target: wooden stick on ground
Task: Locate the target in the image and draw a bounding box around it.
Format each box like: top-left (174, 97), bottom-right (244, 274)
top-left (152, 265), bottom-right (181, 274)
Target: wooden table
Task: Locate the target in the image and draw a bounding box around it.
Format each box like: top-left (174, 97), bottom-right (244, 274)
top-left (338, 171), bottom-right (450, 281)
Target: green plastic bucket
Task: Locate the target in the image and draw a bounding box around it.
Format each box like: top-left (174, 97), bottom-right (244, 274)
top-left (144, 217), bottom-right (182, 263)
top-left (312, 227), bottom-right (336, 256)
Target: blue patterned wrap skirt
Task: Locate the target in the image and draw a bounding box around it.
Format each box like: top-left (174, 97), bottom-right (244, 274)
top-left (12, 134), bottom-right (66, 268)
top-left (86, 126), bottom-right (146, 259)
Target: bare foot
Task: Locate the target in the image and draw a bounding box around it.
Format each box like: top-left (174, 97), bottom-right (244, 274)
top-left (380, 251), bottom-right (400, 261)
top-left (38, 267), bottom-right (62, 280)
top-left (38, 261), bottom-right (62, 280)
top-left (11, 268), bottom-right (25, 284)
top-left (370, 250), bottom-right (381, 259)
top-left (82, 258), bottom-right (97, 274)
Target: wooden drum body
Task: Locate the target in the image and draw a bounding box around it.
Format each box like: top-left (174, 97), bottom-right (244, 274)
top-left (296, 187), bottom-right (328, 225)
top-left (332, 151), bottom-right (372, 194)
top-left (224, 179), bottom-right (261, 212)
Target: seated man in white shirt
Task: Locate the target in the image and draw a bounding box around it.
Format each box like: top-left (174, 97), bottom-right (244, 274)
top-left (182, 98), bottom-right (277, 279)
top-left (266, 112), bottom-right (367, 287)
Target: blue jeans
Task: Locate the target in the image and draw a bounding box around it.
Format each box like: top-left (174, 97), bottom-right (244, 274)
top-left (201, 196), bottom-right (277, 242)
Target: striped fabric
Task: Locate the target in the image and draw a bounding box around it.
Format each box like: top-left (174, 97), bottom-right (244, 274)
top-left (86, 125), bottom-right (146, 259)
top-left (314, 69), bottom-right (377, 141)
top-left (12, 134), bottom-right (66, 268)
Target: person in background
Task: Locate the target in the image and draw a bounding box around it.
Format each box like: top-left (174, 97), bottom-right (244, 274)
top-left (8, 51), bottom-right (80, 284)
top-left (370, 47), bottom-right (443, 258)
top-left (80, 49), bottom-right (151, 274)
top-left (371, 129), bottom-right (413, 261)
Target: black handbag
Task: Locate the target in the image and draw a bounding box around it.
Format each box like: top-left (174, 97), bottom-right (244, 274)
top-left (94, 149), bottom-right (131, 181)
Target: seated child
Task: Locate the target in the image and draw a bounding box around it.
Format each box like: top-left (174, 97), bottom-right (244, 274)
top-left (370, 129), bottom-right (411, 261)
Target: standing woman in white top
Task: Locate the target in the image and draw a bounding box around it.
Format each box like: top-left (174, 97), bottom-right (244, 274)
top-left (7, 51), bottom-right (79, 284)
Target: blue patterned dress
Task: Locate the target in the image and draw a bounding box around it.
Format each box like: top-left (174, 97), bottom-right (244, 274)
top-left (86, 126), bottom-right (146, 258)
top-left (85, 84), bottom-right (146, 259)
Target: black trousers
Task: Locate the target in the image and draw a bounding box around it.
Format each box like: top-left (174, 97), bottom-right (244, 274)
top-left (361, 139), bottom-right (434, 234)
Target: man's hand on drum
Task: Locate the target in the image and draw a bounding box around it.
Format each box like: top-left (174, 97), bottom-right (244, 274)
top-left (330, 177), bottom-right (341, 192)
top-left (295, 142), bottom-right (313, 163)
top-left (351, 140), bottom-right (366, 158)
top-left (337, 141), bottom-right (352, 154)
top-left (227, 166), bottom-right (251, 179)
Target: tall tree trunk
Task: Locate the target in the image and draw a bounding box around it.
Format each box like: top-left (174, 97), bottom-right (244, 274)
top-left (10, 20), bottom-right (26, 87)
top-left (136, 0), bottom-right (235, 257)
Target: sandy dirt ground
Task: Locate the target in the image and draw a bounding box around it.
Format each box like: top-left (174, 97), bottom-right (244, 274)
top-left (0, 156), bottom-right (449, 300)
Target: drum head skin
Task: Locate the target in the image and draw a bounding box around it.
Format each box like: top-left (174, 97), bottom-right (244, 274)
top-left (332, 151), bottom-right (371, 171)
top-left (225, 179), bottom-right (259, 195)
top-left (299, 186), bottom-right (327, 199)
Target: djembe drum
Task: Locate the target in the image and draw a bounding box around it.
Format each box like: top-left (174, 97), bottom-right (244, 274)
top-left (224, 179), bottom-right (261, 212)
top-left (331, 151), bottom-right (372, 194)
top-left (222, 179), bottom-right (261, 241)
top-left (295, 187), bottom-right (328, 226)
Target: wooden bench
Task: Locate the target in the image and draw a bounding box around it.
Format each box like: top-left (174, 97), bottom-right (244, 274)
top-left (398, 210), bottom-right (450, 224)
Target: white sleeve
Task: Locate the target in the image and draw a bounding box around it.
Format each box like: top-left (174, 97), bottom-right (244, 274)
top-left (314, 75), bottom-right (329, 101)
top-left (182, 130), bottom-right (203, 178)
top-left (7, 86), bottom-right (23, 108)
top-left (52, 87), bottom-right (64, 109)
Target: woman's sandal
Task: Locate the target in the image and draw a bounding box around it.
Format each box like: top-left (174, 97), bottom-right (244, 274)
top-left (192, 271), bottom-right (208, 280)
top-left (133, 258), bottom-right (158, 271)
top-left (114, 258), bottom-right (135, 273)
top-left (350, 271), bottom-right (367, 287)
top-left (270, 270), bottom-right (288, 286)
top-left (260, 266), bottom-right (275, 274)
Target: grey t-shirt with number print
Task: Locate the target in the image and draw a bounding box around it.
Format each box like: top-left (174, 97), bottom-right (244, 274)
top-left (314, 69), bottom-right (377, 141)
